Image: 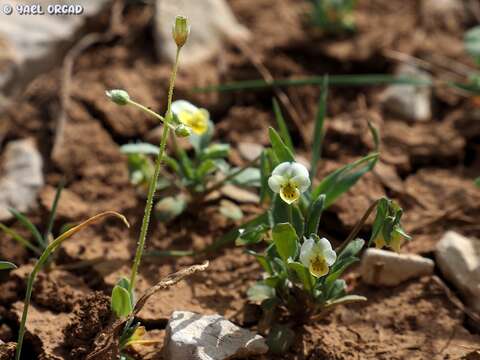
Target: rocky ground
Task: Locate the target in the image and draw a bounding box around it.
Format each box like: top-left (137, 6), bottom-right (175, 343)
top-left (0, 0), bottom-right (480, 359)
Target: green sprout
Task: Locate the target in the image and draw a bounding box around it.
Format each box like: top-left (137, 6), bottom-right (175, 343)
top-left (120, 105), bottom-right (259, 222)
top-left (236, 82), bottom-right (410, 352)
top-left (14, 211), bottom-right (129, 360)
top-left (0, 181), bottom-right (64, 257)
top-left (310, 0), bottom-right (356, 34)
top-left (0, 261), bottom-right (16, 271)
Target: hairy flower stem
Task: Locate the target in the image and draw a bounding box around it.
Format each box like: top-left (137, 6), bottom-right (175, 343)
top-left (128, 47), bottom-right (181, 294)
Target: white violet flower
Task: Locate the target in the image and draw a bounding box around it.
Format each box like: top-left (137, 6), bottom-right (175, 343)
top-left (268, 162), bottom-right (310, 204)
top-left (171, 100), bottom-right (209, 135)
top-left (299, 236), bottom-right (337, 277)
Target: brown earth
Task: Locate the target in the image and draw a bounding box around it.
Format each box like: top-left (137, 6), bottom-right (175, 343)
top-left (0, 0), bottom-right (480, 359)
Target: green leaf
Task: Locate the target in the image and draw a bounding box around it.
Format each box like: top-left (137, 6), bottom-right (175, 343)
top-left (268, 127), bottom-right (295, 163)
top-left (287, 261), bottom-right (314, 292)
top-left (194, 74), bottom-right (432, 93)
top-left (271, 194), bottom-right (290, 225)
top-left (247, 283), bottom-right (276, 302)
top-left (311, 152), bottom-right (378, 208)
top-left (272, 99), bottom-right (294, 152)
top-left (325, 238), bottom-right (364, 289)
top-left (0, 223), bottom-right (42, 255)
top-left (9, 208), bottom-right (45, 248)
top-left (219, 200), bottom-right (244, 220)
top-left (272, 223), bottom-right (299, 262)
top-left (44, 180), bottom-right (65, 243)
top-left (120, 142), bottom-right (160, 155)
top-left (230, 167), bottom-right (261, 187)
top-left (201, 143), bottom-right (230, 160)
top-left (310, 76), bottom-right (328, 182)
top-left (206, 212), bottom-right (269, 252)
top-left (368, 198), bottom-right (389, 246)
top-left (0, 261), bottom-right (17, 270)
top-left (260, 149), bottom-right (272, 203)
top-left (267, 325), bottom-right (295, 355)
top-left (246, 250), bottom-right (273, 274)
top-left (195, 159), bottom-right (217, 180)
top-left (325, 294), bottom-right (367, 308)
top-left (306, 194), bottom-right (325, 236)
top-left (324, 279), bottom-right (347, 301)
top-left (465, 26), bottom-right (480, 63)
top-left (154, 195), bottom-right (187, 222)
top-left (236, 224), bottom-right (269, 246)
top-left (291, 205), bottom-right (305, 239)
top-left (111, 285), bottom-right (133, 318)
top-left (337, 238), bottom-right (365, 260)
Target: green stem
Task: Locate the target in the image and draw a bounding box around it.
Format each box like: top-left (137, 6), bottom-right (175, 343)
top-left (15, 211), bottom-right (128, 360)
top-left (128, 47), bottom-right (181, 294)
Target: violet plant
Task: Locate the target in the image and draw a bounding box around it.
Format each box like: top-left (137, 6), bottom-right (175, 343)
top-left (237, 85), bottom-right (410, 353)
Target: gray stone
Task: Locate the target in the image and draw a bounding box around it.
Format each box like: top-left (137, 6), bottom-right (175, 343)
top-left (0, 138), bottom-right (44, 221)
top-left (0, 0), bottom-right (111, 95)
top-left (435, 231), bottom-right (480, 312)
top-left (154, 0), bottom-right (250, 66)
top-left (361, 248), bottom-right (434, 286)
top-left (381, 64), bottom-right (432, 121)
top-left (164, 311), bottom-right (268, 360)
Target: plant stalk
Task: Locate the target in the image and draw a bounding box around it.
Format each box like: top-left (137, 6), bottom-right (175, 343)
top-left (128, 47), bottom-right (181, 294)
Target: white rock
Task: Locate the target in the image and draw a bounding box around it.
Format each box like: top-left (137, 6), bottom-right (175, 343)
top-left (0, 0), bottom-right (110, 94)
top-left (164, 311), bottom-right (268, 360)
top-left (154, 0), bottom-right (250, 66)
top-left (0, 139), bottom-right (44, 221)
top-left (435, 231), bottom-right (480, 312)
top-left (361, 248), bottom-right (434, 286)
top-left (381, 64), bottom-right (432, 121)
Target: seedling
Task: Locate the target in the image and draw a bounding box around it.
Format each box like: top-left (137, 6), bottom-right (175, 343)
top-left (121, 111), bottom-right (259, 221)
top-left (310, 0), bottom-right (356, 34)
top-left (0, 181), bottom-right (64, 257)
top-left (14, 212), bottom-right (129, 360)
top-left (236, 84), bottom-right (410, 352)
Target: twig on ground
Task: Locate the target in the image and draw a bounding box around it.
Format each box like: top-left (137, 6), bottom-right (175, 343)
top-left (51, 0), bottom-right (125, 161)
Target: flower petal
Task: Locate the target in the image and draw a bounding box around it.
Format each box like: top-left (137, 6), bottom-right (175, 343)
top-left (300, 237), bottom-right (315, 267)
top-left (291, 174), bottom-right (311, 193)
top-left (171, 100), bottom-right (198, 116)
top-left (290, 162), bottom-right (309, 180)
top-left (279, 183), bottom-right (300, 204)
top-left (317, 237), bottom-right (336, 266)
top-left (272, 162), bottom-right (292, 177)
top-left (268, 175), bottom-right (284, 193)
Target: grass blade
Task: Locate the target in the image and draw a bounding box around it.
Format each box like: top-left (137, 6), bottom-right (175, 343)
top-left (194, 74), bottom-right (432, 93)
top-left (44, 180), bottom-right (65, 243)
top-left (272, 99), bottom-right (294, 152)
top-left (9, 208), bottom-right (45, 248)
top-left (310, 76), bottom-right (328, 183)
top-left (0, 223), bottom-right (42, 255)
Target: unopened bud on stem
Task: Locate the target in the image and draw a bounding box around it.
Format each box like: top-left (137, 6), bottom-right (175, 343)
top-left (106, 89), bottom-right (130, 106)
top-left (174, 124), bottom-right (191, 137)
top-left (172, 15), bottom-right (189, 48)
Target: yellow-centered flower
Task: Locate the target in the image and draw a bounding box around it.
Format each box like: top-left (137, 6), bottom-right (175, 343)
top-left (171, 100), bottom-right (209, 135)
top-left (268, 162), bottom-right (310, 204)
top-left (300, 235), bottom-right (337, 277)
top-left (300, 236), bottom-right (337, 277)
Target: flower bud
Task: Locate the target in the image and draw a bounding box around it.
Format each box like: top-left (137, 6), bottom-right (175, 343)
top-left (172, 15), bottom-right (189, 48)
top-left (106, 89), bottom-right (130, 106)
top-left (174, 124), bottom-right (191, 137)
